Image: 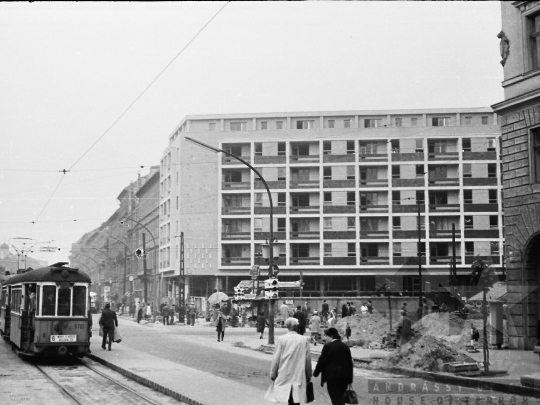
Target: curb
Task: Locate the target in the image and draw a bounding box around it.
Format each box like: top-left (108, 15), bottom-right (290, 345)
top-left (86, 353), bottom-right (205, 405)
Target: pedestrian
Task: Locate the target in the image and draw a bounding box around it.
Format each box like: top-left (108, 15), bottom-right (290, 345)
top-left (302, 301), bottom-right (310, 320)
top-left (280, 301), bottom-right (290, 326)
top-left (146, 303), bottom-right (152, 320)
top-left (360, 303), bottom-right (368, 314)
top-left (401, 302), bottom-right (408, 317)
top-left (99, 302), bottom-right (118, 351)
top-left (310, 311), bottom-right (321, 345)
top-left (349, 302), bottom-right (356, 315)
top-left (313, 327), bottom-right (353, 405)
top-left (470, 324), bottom-right (480, 350)
top-left (293, 305), bottom-right (307, 335)
top-left (137, 304), bottom-right (143, 324)
top-left (171, 304), bottom-right (176, 324)
top-left (264, 318), bottom-right (313, 405)
top-left (216, 309), bottom-right (228, 342)
top-left (367, 300), bottom-right (374, 314)
top-left (345, 323), bottom-right (351, 344)
top-left (212, 303), bottom-right (219, 322)
top-left (440, 302), bottom-right (448, 313)
top-left (321, 300), bottom-right (329, 323)
top-left (162, 303), bottom-right (170, 325)
top-left (257, 311), bottom-right (269, 339)
top-left (397, 311), bottom-right (412, 346)
top-left (328, 307), bottom-right (337, 328)
top-left (341, 302), bottom-right (349, 319)
top-left (422, 299), bottom-right (429, 316)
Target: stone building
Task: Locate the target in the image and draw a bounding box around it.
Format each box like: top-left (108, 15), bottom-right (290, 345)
top-left (492, 1), bottom-right (540, 349)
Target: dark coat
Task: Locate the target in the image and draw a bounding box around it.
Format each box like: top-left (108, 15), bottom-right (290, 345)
top-left (341, 304), bottom-right (349, 318)
top-left (322, 302), bottom-right (329, 313)
top-left (293, 310), bottom-right (306, 334)
top-left (162, 307), bottom-right (170, 317)
top-left (313, 339), bottom-right (353, 386)
top-left (99, 309), bottom-right (118, 331)
top-left (256, 315), bottom-right (268, 333)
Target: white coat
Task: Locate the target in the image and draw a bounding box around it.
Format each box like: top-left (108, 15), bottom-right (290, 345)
top-left (264, 331), bottom-right (312, 404)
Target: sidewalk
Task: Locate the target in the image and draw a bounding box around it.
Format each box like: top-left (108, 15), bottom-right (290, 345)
top-left (89, 315), bottom-right (540, 404)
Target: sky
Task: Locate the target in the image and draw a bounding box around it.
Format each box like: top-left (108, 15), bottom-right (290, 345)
top-left (0, 2), bottom-right (503, 266)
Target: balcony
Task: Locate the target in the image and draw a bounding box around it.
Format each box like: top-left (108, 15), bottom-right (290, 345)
top-left (222, 181), bottom-right (250, 190)
top-left (222, 206), bottom-right (250, 215)
top-left (254, 231), bottom-right (286, 240)
top-left (463, 203), bottom-right (498, 212)
top-left (465, 255), bottom-right (500, 265)
top-left (254, 155), bottom-right (286, 165)
top-left (323, 154), bottom-right (355, 163)
top-left (429, 229), bottom-right (461, 238)
top-left (221, 232), bottom-right (250, 240)
top-left (221, 257), bottom-right (251, 266)
top-left (392, 204), bottom-right (424, 214)
top-left (323, 179), bottom-right (355, 188)
top-left (428, 177), bottom-right (459, 186)
top-left (360, 230), bottom-right (389, 239)
top-left (463, 178), bottom-right (498, 186)
top-left (359, 204), bottom-right (388, 213)
top-left (392, 178), bottom-right (425, 188)
top-left (254, 180), bottom-right (286, 190)
top-left (428, 152), bottom-right (459, 161)
top-left (391, 152), bottom-right (425, 162)
top-left (429, 204), bottom-right (460, 212)
top-left (358, 179), bottom-right (388, 187)
top-left (289, 179), bottom-right (320, 189)
top-left (464, 229), bottom-right (500, 238)
top-left (360, 256), bottom-right (389, 265)
top-left (393, 256), bottom-right (426, 265)
top-left (290, 154), bottom-right (320, 164)
top-left (254, 206), bottom-right (286, 215)
top-left (290, 231), bottom-right (320, 239)
top-left (323, 257), bottom-right (356, 266)
top-left (393, 230), bottom-right (426, 239)
top-left (430, 256), bottom-right (462, 265)
top-left (290, 257), bottom-right (320, 265)
top-left (222, 155), bottom-right (251, 165)
top-left (290, 205), bottom-right (320, 214)
top-left (323, 231), bottom-right (356, 239)
top-left (358, 153), bottom-right (387, 162)
top-left (323, 205), bottom-right (356, 214)
top-left (462, 151), bottom-right (497, 161)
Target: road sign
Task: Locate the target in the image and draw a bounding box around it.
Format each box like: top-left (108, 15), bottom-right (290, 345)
top-left (250, 265), bottom-right (260, 280)
top-left (278, 281), bottom-right (301, 288)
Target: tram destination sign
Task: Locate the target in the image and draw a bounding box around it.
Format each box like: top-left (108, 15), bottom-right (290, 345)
top-left (50, 335), bottom-right (76, 343)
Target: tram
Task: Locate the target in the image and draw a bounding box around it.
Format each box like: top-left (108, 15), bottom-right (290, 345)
top-left (0, 262), bottom-right (92, 358)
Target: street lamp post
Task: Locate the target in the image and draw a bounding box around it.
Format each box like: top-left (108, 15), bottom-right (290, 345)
top-left (185, 137), bottom-right (277, 344)
top-left (74, 254), bottom-right (105, 304)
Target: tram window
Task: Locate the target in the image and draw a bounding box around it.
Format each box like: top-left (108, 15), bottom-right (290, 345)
top-left (42, 286), bottom-right (56, 316)
top-left (12, 289), bottom-right (21, 313)
top-left (73, 286), bottom-right (86, 316)
top-left (58, 288), bottom-right (71, 316)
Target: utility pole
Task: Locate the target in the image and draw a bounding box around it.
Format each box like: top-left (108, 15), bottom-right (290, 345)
top-left (417, 198), bottom-right (423, 310)
top-left (123, 245), bottom-right (127, 300)
top-left (142, 233), bottom-right (148, 305)
top-left (452, 223), bottom-right (457, 311)
top-left (179, 232), bottom-right (185, 323)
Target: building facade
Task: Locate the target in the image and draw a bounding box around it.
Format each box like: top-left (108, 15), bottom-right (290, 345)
top-left (160, 108), bottom-right (502, 299)
top-left (492, 1), bottom-right (540, 350)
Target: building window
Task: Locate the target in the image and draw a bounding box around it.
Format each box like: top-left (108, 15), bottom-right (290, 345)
top-left (323, 167), bottom-right (332, 180)
top-left (324, 192), bottom-right (332, 205)
top-left (416, 190), bottom-right (425, 204)
top-left (432, 117), bottom-right (449, 127)
top-left (346, 140), bottom-right (355, 154)
top-left (392, 190), bottom-right (400, 205)
top-left (392, 217), bottom-right (401, 230)
top-left (324, 243), bottom-right (332, 257)
top-left (254, 143), bottom-right (262, 156)
top-left (364, 119), bottom-right (381, 128)
top-left (209, 122), bottom-right (216, 131)
top-left (488, 163), bottom-right (497, 178)
top-left (528, 12), bottom-right (540, 70)
top-left (464, 117), bottom-right (471, 126)
top-left (532, 128), bottom-right (540, 182)
top-left (395, 118), bottom-right (402, 127)
top-left (254, 218), bottom-right (263, 231)
top-left (278, 193), bottom-right (286, 206)
top-left (261, 121), bottom-right (268, 130)
top-left (323, 141), bottom-right (331, 155)
top-left (324, 218), bottom-right (332, 230)
top-left (491, 242), bottom-right (500, 255)
top-left (481, 116), bottom-right (489, 125)
top-left (254, 193), bottom-right (263, 207)
top-left (487, 138), bottom-right (497, 152)
top-left (230, 122), bottom-right (246, 131)
top-left (411, 118), bottom-right (418, 127)
top-left (463, 164), bottom-right (472, 178)
top-left (490, 216), bottom-right (498, 229)
top-left (416, 164), bottom-right (424, 178)
top-left (328, 120), bottom-right (335, 129)
top-left (462, 138), bottom-right (471, 152)
top-left (464, 190), bottom-right (473, 204)
top-left (344, 119), bottom-right (351, 128)
top-left (347, 191), bottom-right (355, 205)
top-left (347, 217), bottom-right (355, 230)
top-left (415, 139), bottom-right (423, 153)
top-left (489, 189), bottom-right (497, 204)
top-left (276, 121), bottom-right (284, 130)
top-left (347, 166), bottom-right (355, 180)
top-left (392, 165), bottom-right (400, 179)
top-left (277, 218), bottom-right (286, 232)
top-left (464, 216), bottom-right (474, 229)
top-left (277, 142), bottom-right (286, 156)
top-left (297, 120), bottom-right (314, 129)
top-left (393, 242), bottom-right (401, 257)
top-left (391, 140), bottom-right (399, 153)
top-left (348, 243), bottom-right (356, 257)
top-left (465, 241), bottom-right (474, 256)
top-left (277, 167), bottom-right (286, 181)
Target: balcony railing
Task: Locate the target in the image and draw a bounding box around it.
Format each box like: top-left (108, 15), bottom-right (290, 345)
top-left (360, 256), bottom-right (390, 265)
top-left (323, 179), bottom-right (355, 188)
top-left (290, 205), bottom-right (320, 214)
top-left (323, 205), bottom-right (356, 214)
top-left (222, 155), bottom-right (251, 165)
top-left (323, 257), bottom-right (356, 266)
top-left (222, 181), bottom-right (250, 190)
top-left (463, 178), bottom-right (498, 186)
top-left (429, 204), bottom-right (460, 212)
top-left (464, 229), bottom-right (499, 238)
top-left (254, 206), bottom-right (286, 215)
top-left (392, 256), bottom-right (426, 265)
top-left (360, 230), bottom-right (389, 239)
top-left (323, 231), bottom-right (356, 239)
top-left (391, 152), bottom-right (425, 162)
top-left (323, 154), bottom-right (355, 163)
top-left (254, 155), bottom-right (286, 165)
top-left (358, 153), bottom-right (387, 162)
top-left (430, 256), bottom-right (462, 264)
top-left (290, 256), bottom-right (320, 265)
top-left (359, 204), bottom-right (388, 213)
top-left (462, 151), bottom-right (497, 161)
top-left (290, 231), bottom-right (320, 239)
top-left (392, 204), bottom-right (425, 213)
top-left (254, 231), bottom-right (286, 240)
top-left (463, 203), bottom-right (498, 212)
top-left (392, 230), bottom-right (426, 239)
top-left (254, 180), bottom-right (286, 190)
top-left (428, 177), bottom-right (459, 186)
top-left (221, 257), bottom-right (251, 266)
top-left (428, 151), bottom-right (459, 160)
top-left (465, 255), bottom-right (500, 265)
top-left (359, 178), bottom-right (388, 187)
top-left (289, 179), bottom-right (320, 189)
top-left (392, 178), bottom-right (425, 188)
top-left (221, 232), bottom-right (250, 240)
top-left (222, 206), bottom-right (250, 215)
top-left (290, 154), bottom-right (320, 163)
top-left (429, 229), bottom-right (461, 238)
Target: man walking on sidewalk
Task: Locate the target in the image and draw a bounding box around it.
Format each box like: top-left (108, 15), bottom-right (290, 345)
top-left (99, 302), bottom-right (118, 351)
top-left (162, 303), bottom-right (170, 325)
top-left (280, 301), bottom-right (290, 326)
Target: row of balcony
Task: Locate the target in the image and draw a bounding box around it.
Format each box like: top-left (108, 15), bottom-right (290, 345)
top-left (222, 177), bottom-right (498, 190)
top-left (223, 151), bottom-right (497, 165)
top-left (223, 203), bottom-right (499, 215)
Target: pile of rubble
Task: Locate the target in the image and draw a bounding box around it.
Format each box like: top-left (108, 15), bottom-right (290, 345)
top-left (334, 313), bottom-right (393, 347)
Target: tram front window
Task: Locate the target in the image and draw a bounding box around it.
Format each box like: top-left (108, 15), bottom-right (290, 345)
top-left (42, 286), bottom-right (56, 316)
top-left (58, 288), bottom-right (71, 316)
top-left (73, 286), bottom-right (86, 316)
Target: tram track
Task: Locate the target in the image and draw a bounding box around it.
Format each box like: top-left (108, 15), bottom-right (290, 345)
top-left (32, 357), bottom-right (185, 405)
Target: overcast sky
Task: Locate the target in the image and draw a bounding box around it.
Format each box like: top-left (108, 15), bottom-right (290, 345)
top-left (0, 2), bottom-right (503, 266)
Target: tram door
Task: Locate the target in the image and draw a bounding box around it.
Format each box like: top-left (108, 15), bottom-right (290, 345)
top-left (0, 287), bottom-right (10, 336)
top-left (9, 286), bottom-right (22, 347)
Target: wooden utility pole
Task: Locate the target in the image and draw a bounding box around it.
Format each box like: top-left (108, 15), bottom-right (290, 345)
top-left (142, 232), bottom-right (148, 304)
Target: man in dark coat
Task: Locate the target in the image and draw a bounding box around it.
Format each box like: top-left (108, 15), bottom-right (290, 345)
top-left (341, 302), bottom-right (349, 319)
top-left (293, 305), bottom-right (306, 335)
top-left (162, 303), bottom-right (170, 325)
top-left (321, 300), bottom-right (329, 323)
top-left (99, 302), bottom-right (118, 351)
top-left (313, 327), bottom-right (353, 405)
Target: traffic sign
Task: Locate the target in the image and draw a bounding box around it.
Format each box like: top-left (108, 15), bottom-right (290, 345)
top-left (277, 281), bottom-right (301, 289)
top-left (250, 265), bottom-right (260, 280)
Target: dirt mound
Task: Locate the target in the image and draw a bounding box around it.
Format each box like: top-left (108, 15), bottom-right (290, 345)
top-left (412, 312), bottom-right (485, 348)
top-left (377, 334), bottom-right (477, 371)
top-left (334, 313), bottom-right (392, 347)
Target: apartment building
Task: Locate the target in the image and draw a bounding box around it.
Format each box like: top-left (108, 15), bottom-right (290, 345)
top-left (159, 108), bottom-right (502, 299)
top-left (492, 1), bottom-right (540, 350)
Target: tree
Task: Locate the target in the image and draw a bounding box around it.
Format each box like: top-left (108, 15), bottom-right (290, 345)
top-left (376, 278), bottom-right (400, 331)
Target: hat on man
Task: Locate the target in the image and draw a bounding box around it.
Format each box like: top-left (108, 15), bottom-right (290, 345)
top-left (105, 302), bottom-right (111, 308)
top-left (313, 310), bottom-right (318, 314)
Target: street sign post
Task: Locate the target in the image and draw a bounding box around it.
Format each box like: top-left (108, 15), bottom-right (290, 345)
top-left (250, 265), bottom-right (260, 280)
